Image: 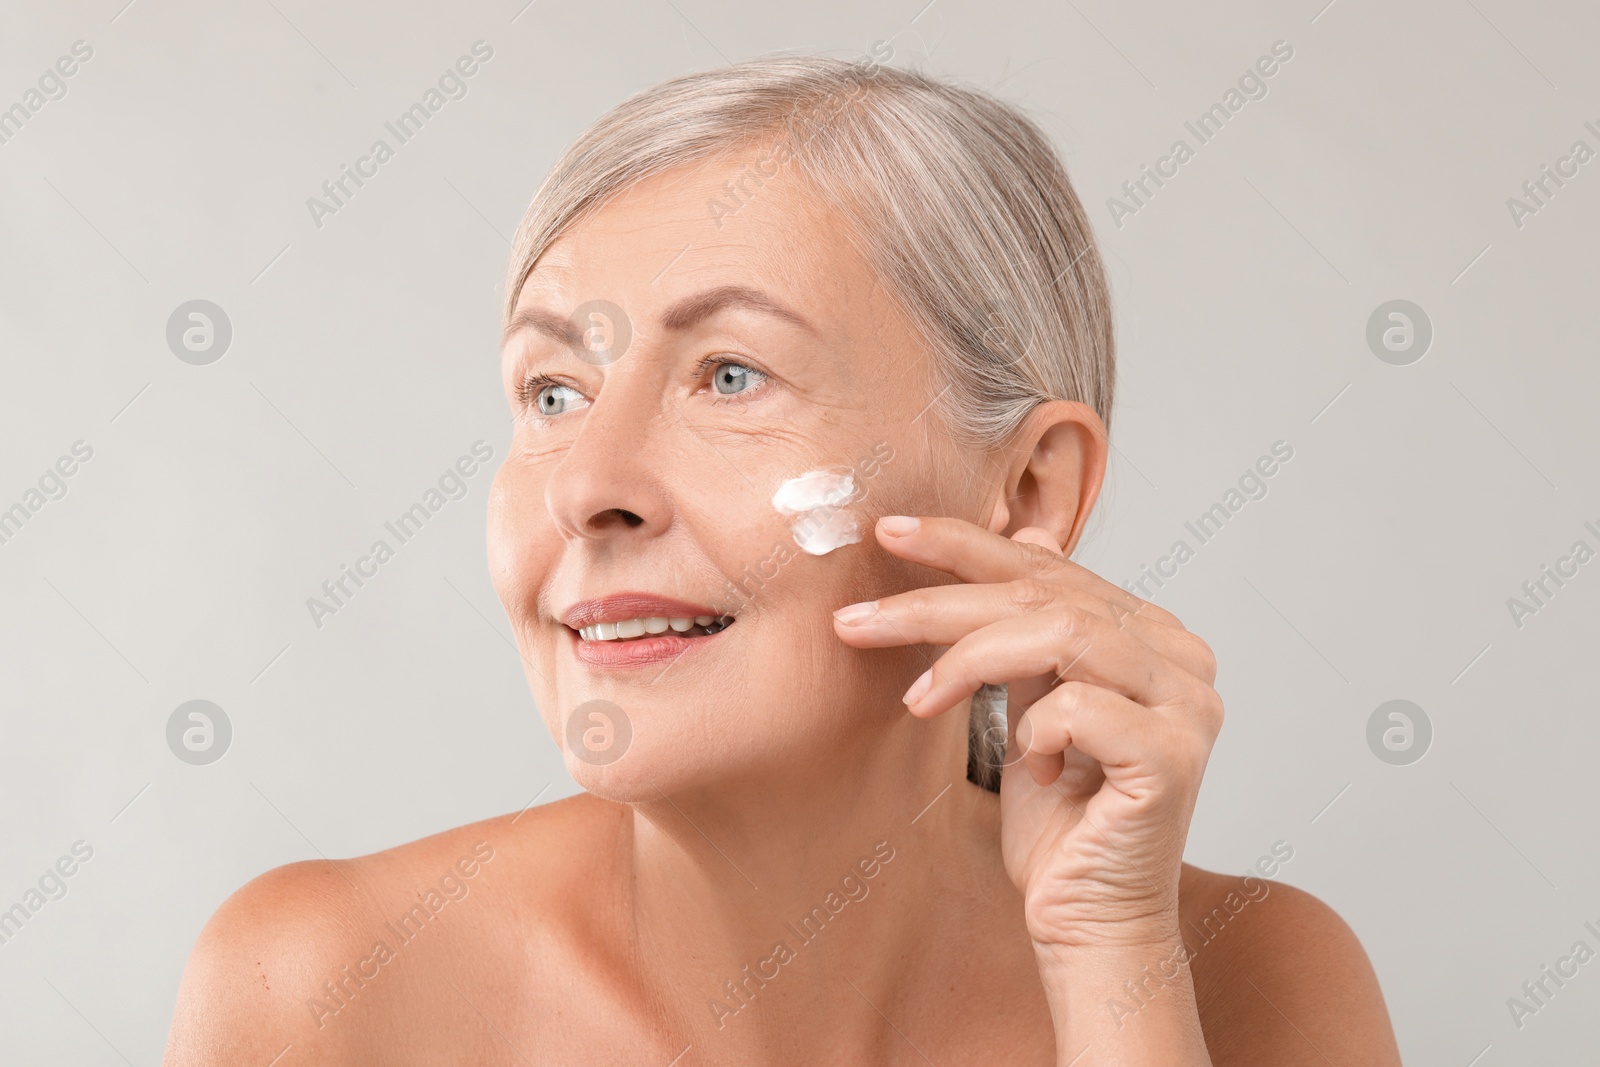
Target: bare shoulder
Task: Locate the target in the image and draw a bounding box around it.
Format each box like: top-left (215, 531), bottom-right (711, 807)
top-left (162, 851), bottom-right (378, 1066)
top-left (163, 792), bottom-right (633, 1066)
top-left (1177, 862), bottom-right (1402, 1066)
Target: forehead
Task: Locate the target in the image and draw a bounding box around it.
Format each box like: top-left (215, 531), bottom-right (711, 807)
top-left (516, 153), bottom-right (886, 330)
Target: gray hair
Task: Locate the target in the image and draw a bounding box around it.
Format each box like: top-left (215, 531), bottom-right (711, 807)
top-left (503, 54), bottom-right (1115, 792)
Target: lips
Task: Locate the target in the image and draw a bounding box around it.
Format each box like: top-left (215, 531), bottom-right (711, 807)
top-left (559, 593), bottom-right (738, 670)
top-left (560, 593), bottom-right (733, 631)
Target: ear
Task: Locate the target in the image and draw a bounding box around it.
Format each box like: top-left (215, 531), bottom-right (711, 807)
top-left (983, 401), bottom-right (1108, 555)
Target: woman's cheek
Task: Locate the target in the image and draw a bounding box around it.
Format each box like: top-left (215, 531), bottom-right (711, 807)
top-left (485, 463), bottom-right (545, 591)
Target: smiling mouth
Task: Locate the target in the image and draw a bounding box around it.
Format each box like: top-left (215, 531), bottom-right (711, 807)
top-left (575, 614), bottom-right (736, 642)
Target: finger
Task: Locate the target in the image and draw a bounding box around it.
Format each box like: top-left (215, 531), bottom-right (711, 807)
top-left (874, 515), bottom-right (1186, 630)
top-left (1013, 681), bottom-right (1206, 792)
top-left (833, 579), bottom-right (1211, 683)
top-left (1015, 681), bottom-right (1154, 786)
top-left (900, 604), bottom-right (1201, 719)
top-left (873, 514), bottom-right (1077, 586)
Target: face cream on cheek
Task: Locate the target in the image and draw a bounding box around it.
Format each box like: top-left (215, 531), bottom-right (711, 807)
top-left (771, 468), bottom-right (862, 556)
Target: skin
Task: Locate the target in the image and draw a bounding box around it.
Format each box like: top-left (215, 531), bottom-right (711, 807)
top-left (164, 149), bottom-right (1403, 1066)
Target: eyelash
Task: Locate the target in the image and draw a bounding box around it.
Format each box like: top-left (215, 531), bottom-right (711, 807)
top-left (514, 355), bottom-right (769, 418)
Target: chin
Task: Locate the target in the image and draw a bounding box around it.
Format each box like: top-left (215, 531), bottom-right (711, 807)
top-left (553, 706), bottom-right (696, 801)
top-left (566, 757), bottom-right (727, 807)
top-left (559, 722), bottom-right (794, 804)
top-left (563, 749), bottom-right (663, 803)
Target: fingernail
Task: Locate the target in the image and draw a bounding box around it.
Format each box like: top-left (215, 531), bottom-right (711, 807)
top-left (902, 668), bottom-right (932, 706)
top-left (880, 515), bottom-right (919, 536)
top-left (833, 601), bottom-right (879, 625)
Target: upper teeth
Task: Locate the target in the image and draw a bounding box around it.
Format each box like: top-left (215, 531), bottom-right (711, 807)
top-left (578, 615), bottom-right (733, 641)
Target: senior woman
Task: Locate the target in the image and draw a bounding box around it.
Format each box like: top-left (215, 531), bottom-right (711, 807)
top-left (165, 55), bottom-right (1401, 1065)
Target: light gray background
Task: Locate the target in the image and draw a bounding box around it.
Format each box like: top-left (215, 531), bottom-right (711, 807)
top-left (2, 0), bottom-right (1596, 1062)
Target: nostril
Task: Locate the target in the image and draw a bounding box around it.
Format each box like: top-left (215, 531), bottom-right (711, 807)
top-left (589, 507), bottom-right (644, 529)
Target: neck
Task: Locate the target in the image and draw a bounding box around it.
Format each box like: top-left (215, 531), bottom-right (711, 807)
top-left (624, 720), bottom-right (1018, 1053)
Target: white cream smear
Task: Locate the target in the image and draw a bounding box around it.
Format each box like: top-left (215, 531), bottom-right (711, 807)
top-left (771, 468), bottom-right (862, 555)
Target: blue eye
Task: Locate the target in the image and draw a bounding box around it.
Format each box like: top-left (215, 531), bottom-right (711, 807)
top-left (537, 383), bottom-right (583, 415)
top-left (516, 358), bottom-right (765, 420)
top-left (518, 375), bottom-right (585, 417)
top-left (707, 360), bottom-right (767, 397)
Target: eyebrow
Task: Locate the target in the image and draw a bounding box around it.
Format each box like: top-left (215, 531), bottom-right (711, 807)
top-left (502, 284), bottom-right (818, 349)
top-left (658, 284), bottom-right (818, 336)
top-left (501, 307), bottom-right (582, 349)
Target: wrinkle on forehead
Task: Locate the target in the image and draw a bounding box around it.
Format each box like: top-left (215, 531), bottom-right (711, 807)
top-left (526, 156), bottom-right (855, 296)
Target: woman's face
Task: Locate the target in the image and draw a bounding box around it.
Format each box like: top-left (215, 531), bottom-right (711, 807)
top-left (489, 151), bottom-right (999, 798)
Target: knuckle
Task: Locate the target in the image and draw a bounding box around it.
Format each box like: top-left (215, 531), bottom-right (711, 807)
top-left (1048, 603), bottom-right (1093, 643)
top-left (1006, 576), bottom-right (1059, 614)
top-left (1104, 596), bottom-right (1140, 630)
top-left (1051, 678), bottom-right (1091, 702)
top-left (1192, 687), bottom-right (1225, 736)
top-left (893, 588), bottom-right (935, 625)
top-left (1019, 539), bottom-right (1067, 571)
top-left (1039, 680), bottom-right (1085, 720)
top-left (1165, 721), bottom-right (1213, 780)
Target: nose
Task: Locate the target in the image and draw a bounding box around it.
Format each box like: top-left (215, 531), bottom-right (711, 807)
top-left (543, 367), bottom-right (672, 543)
